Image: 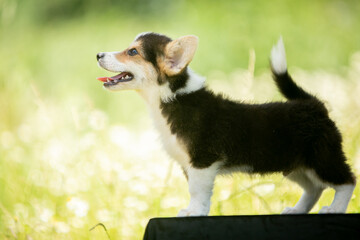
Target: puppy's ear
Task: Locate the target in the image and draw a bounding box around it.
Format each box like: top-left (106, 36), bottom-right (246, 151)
top-left (163, 35), bottom-right (198, 76)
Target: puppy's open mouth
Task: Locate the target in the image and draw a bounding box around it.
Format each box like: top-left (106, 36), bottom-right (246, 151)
top-left (97, 72), bottom-right (134, 86)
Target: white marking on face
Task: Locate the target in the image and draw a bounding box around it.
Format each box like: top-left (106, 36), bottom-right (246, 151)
top-left (97, 52), bottom-right (127, 73)
top-left (98, 51), bottom-right (158, 91)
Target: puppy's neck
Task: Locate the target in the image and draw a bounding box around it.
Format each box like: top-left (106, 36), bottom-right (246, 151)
top-left (138, 68), bottom-right (206, 106)
top-left (173, 68), bottom-right (206, 100)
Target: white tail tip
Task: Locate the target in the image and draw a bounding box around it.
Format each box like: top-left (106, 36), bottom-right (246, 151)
top-left (270, 37), bottom-right (287, 74)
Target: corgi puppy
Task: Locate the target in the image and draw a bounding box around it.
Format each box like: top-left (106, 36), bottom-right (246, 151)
top-left (96, 33), bottom-right (356, 216)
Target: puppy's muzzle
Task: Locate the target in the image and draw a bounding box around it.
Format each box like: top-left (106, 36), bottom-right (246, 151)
top-left (96, 52), bottom-right (105, 61)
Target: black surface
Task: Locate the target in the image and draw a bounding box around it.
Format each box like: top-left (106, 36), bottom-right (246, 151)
top-left (143, 214), bottom-right (360, 240)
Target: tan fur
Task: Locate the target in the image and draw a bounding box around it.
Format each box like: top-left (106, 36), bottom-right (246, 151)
top-left (114, 41), bottom-right (144, 64)
top-left (97, 33), bottom-right (356, 217)
top-left (163, 35), bottom-right (198, 76)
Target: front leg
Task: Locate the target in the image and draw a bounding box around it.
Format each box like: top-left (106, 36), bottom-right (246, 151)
top-left (178, 162), bottom-right (220, 217)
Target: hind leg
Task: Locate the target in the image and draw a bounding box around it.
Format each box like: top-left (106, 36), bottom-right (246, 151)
top-left (282, 170), bottom-right (324, 214)
top-left (313, 155), bottom-right (356, 213)
top-left (319, 183), bottom-right (355, 213)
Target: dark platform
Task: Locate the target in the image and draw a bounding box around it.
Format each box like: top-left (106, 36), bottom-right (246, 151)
top-left (143, 214), bottom-right (360, 240)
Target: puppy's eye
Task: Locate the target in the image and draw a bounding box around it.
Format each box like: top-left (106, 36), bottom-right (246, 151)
top-left (127, 48), bottom-right (138, 56)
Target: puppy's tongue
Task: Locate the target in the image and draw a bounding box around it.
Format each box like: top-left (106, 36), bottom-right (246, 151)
top-left (97, 72), bottom-right (127, 82)
top-left (97, 77), bottom-right (109, 82)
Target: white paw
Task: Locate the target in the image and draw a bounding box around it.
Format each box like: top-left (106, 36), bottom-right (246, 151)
top-left (319, 206), bottom-right (339, 214)
top-left (177, 208), bottom-right (208, 217)
top-left (281, 207), bottom-right (303, 214)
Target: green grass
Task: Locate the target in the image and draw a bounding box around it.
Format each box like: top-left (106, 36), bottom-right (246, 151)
top-left (1, 0), bottom-right (360, 239)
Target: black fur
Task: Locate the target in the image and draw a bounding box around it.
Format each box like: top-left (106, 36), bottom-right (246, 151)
top-left (139, 32), bottom-right (355, 186)
top-left (136, 32), bottom-right (172, 69)
top-left (160, 88), bottom-right (354, 185)
top-left (136, 33), bottom-right (189, 92)
top-left (167, 69), bottom-right (189, 92)
top-left (160, 77), bottom-right (354, 186)
top-left (272, 70), bottom-right (313, 100)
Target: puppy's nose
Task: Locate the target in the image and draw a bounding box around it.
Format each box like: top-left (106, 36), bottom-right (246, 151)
top-left (97, 53), bottom-right (105, 61)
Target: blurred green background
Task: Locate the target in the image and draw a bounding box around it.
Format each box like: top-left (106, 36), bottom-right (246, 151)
top-left (1, 0), bottom-right (360, 239)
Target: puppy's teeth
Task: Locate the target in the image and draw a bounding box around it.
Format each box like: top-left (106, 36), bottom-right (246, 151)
top-left (125, 75), bottom-right (130, 79)
top-left (106, 79), bottom-right (110, 82)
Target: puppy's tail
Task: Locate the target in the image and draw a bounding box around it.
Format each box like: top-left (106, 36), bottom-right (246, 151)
top-left (270, 37), bottom-right (314, 101)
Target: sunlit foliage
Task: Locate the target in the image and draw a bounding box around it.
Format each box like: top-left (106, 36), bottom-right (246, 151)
top-left (1, 0), bottom-right (359, 239)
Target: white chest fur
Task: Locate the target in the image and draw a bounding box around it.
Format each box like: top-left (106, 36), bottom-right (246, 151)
top-left (139, 69), bottom-right (205, 169)
top-left (149, 106), bottom-right (191, 168)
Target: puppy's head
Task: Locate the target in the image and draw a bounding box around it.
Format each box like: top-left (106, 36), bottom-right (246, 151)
top-left (96, 32), bottom-right (199, 96)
